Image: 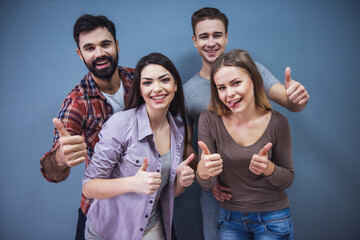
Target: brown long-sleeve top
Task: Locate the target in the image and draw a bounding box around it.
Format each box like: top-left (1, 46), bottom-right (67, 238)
top-left (197, 110), bottom-right (294, 212)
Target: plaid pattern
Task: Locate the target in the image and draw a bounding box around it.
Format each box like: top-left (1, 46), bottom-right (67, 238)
top-left (40, 66), bottom-right (134, 214)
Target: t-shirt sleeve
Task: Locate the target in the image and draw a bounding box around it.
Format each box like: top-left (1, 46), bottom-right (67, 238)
top-left (265, 113), bottom-right (294, 189)
top-left (196, 111), bottom-right (217, 190)
top-left (255, 61), bottom-right (280, 94)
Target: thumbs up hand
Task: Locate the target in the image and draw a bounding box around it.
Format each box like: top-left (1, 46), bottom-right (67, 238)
top-left (133, 157), bottom-right (161, 195)
top-left (197, 141), bottom-right (223, 180)
top-left (176, 153), bottom-right (195, 188)
top-left (284, 67), bottom-right (309, 105)
top-left (249, 143), bottom-right (275, 176)
top-left (53, 118), bottom-right (87, 168)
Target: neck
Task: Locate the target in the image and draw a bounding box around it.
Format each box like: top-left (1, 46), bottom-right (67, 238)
top-left (147, 107), bottom-right (169, 132)
top-left (199, 60), bottom-right (212, 80)
top-left (92, 68), bottom-right (120, 94)
top-left (226, 104), bottom-right (260, 124)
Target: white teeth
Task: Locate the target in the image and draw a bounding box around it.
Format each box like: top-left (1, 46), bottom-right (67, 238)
top-left (152, 95), bottom-right (165, 100)
top-left (97, 60), bottom-right (108, 65)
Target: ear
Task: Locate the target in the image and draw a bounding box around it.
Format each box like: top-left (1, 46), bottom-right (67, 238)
top-left (116, 40), bottom-right (120, 53)
top-left (175, 82), bottom-right (178, 92)
top-left (192, 35), bottom-right (197, 48)
top-left (76, 49), bottom-right (84, 62)
top-left (225, 32), bottom-right (229, 45)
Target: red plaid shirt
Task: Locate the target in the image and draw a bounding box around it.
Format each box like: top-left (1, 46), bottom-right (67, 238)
top-left (40, 66), bottom-right (134, 214)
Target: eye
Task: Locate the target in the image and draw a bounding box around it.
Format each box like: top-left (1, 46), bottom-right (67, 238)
top-left (161, 78), bottom-right (171, 83)
top-left (217, 86), bottom-right (225, 91)
top-left (84, 46), bottom-right (94, 51)
top-left (214, 34), bottom-right (222, 38)
top-left (102, 43), bottom-right (111, 47)
top-left (199, 35), bottom-right (208, 40)
top-left (233, 80), bottom-right (241, 86)
top-left (141, 80), bottom-right (152, 86)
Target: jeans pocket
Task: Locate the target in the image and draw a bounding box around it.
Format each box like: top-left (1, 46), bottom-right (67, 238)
top-left (264, 209), bottom-right (292, 237)
top-left (217, 211), bottom-right (227, 230)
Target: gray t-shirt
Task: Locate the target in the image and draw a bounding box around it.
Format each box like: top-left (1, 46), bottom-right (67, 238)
top-left (184, 61), bottom-right (279, 128)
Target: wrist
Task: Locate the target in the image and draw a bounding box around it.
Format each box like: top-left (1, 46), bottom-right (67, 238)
top-left (264, 162), bottom-right (275, 176)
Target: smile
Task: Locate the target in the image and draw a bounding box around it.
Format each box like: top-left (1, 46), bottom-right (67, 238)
top-left (151, 94), bottom-right (167, 103)
top-left (228, 98), bottom-right (242, 108)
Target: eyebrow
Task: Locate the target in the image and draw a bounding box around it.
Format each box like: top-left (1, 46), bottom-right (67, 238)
top-left (141, 73), bottom-right (170, 81)
top-left (198, 31), bottom-right (223, 37)
top-left (82, 39), bottom-right (113, 49)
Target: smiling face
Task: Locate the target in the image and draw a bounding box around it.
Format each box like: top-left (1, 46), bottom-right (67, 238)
top-left (140, 64), bottom-right (177, 115)
top-left (76, 27), bottom-right (119, 81)
top-left (192, 19), bottom-right (228, 66)
top-left (214, 66), bottom-right (255, 114)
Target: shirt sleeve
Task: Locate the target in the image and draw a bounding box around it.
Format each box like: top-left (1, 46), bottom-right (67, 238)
top-left (40, 96), bottom-right (86, 181)
top-left (265, 113), bottom-right (294, 189)
top-left (196, 111), bottom-right (217, 190)
top-left (255, 61), bottom-right (280, 94)
top-left (82, 115), bottom-right (124, 185)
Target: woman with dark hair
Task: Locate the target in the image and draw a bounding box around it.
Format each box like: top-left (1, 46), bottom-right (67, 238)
top-left (82, 53), bottom-right (195, 240)
top-left (196, 49), bottom-right (294, 239)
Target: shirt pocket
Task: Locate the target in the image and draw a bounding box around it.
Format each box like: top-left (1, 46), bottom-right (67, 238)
top-left (121, 152), bottom-right (144, 176)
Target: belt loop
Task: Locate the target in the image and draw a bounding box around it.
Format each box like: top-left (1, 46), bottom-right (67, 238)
top-left (257, 212), bottom-right (262, 223)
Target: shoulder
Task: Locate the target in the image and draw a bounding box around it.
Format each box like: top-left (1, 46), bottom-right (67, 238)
top-left (269, 110), bottom-right (290, 132)
top-left (199, 110), bottom-right (219, 123)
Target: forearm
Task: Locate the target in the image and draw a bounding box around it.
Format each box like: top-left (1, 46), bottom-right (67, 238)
top-left (196, 171), bottom-right (216, 191)
top-left (265, 165), bottom-right (295, 189)
top-left (40, 150), bottom-right (70, 182)
top-left (82, 177), bottom-right (135, 199)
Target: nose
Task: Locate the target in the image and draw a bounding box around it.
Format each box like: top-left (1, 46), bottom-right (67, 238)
top-left (94, 46), bottom-right (105, 58)
top-left (153, 81), bottom-right (162, 92)
top-left (207, 37), bottom-right (216, 47)
top-left (227, 87), bottom-right (235, 97)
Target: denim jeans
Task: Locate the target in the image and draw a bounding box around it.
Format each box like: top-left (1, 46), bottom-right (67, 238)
top-left (200, 189), bottom-right (220, 240)
top-left (217, 207), bottom-right (293, 240)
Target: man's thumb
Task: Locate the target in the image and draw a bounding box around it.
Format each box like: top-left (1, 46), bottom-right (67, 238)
top-left (53, 118), bottom-right (70, 137)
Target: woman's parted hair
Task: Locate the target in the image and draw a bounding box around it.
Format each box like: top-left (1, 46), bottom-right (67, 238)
top-left (209, 49), bottom-right (271, 115)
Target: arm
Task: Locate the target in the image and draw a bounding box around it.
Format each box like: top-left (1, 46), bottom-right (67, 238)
top-left (83, 157), bottom-right (161, 199)
top-left (196, 112), bottom-right (223, 190)
top-left (249, 115), bottom-right (294, 189)
top-left (267, 68), bottom-right (309, 112)
top-left (40, 100), bottom-right (87, 182)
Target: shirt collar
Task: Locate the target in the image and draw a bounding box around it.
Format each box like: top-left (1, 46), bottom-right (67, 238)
top-left (136, 104), bottom-right (184, 144)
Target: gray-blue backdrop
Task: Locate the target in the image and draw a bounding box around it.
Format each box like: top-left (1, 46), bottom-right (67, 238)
top-left (0, 0), bottom-right (359, 239)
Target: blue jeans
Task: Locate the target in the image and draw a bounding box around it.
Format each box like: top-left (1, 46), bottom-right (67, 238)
top-left (217, 207), bottom-right (293, 240)
top-left (200, 189), bottom-right (219, 240)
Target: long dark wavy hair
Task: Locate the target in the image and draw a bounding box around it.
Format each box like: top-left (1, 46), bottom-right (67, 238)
top-left (125, 52), bottom-right (188, 156)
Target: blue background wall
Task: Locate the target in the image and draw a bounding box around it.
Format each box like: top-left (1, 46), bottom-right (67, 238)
top-left (0, 0), bottom-right (359, 239)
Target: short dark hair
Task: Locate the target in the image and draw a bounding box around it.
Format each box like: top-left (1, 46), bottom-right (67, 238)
top-left (73, 14), bottom-right (116, 48)
top-left (125, 52), bottom-right (188, 156)
top-left (209, 49), bottom-right (271, 115)
top-left (191, 7), bottom-right (228, 35)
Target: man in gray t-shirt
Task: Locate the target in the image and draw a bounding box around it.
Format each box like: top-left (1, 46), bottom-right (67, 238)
top-left (183, 7), bottom-right (310, 240)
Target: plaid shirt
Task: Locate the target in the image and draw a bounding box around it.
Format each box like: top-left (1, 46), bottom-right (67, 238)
top-left (40, 66), bottom-right (134, 214)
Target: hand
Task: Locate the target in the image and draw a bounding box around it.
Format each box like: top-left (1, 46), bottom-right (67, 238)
top-left (249, 143), bottom-right (275, 176)
top-left (197, 141), bottom-right (223, 180)
top-left (211, 181), bottom-right (231, 202)
top-left (53, 118), bottom-right (87, 168)
top-left (284, 67), bottom-right (309, 105)
top-left (133, 157), bottom-right (161, 195)
top-left (176, 153), bottom-right (195, 188)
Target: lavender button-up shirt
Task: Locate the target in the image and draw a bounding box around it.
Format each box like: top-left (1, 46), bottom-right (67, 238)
top-left (83, 104), bottom-right (184, 240)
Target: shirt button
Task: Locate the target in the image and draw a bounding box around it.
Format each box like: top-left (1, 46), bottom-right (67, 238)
top-left (136, 160), bottom-right (139, 163)
top-left (140, 228), bottom-right (144, 231)
top-left (150, 200), bottom-right (153, 204)
top-left (157, 169), bottom-right (160, 172)
top-left (145, 215), bottom-right (148, 218)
